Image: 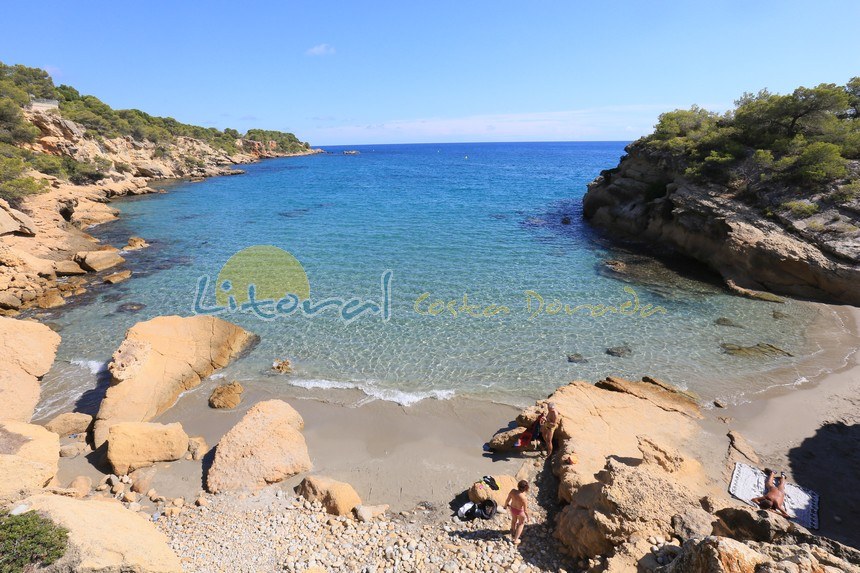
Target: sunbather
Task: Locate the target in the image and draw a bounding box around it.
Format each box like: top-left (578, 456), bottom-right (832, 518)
top-left (751, 469), bottom-right (792, 519)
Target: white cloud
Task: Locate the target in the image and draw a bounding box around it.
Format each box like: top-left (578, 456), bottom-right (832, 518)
top-left (305, 44), bottom-right (335, 57)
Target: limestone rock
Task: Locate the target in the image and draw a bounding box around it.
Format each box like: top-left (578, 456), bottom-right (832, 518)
top-left (59, 441), bottom-right (89, 458)
top-left (664, 536), bottom-right (768, 573)
top-left (106, 422), bottom-right (189, 475)
top-left (130, 466), bottom-right (158, 494)
top-left (0, 421), bottom-right (60, 502)
top-left (582, 143), bottom-right (860, 305)
top-left (21, 494), bottom-right (182, 572)
top-left (0, 198), bottom-right (37, 236)
top-left (727, 430), bottom-right (760, 464)
top-left (296, 475), bottom-right (362, 516)
top-left (354, 503), bottom-right (389, 522)
top-left (468, 475), bottom-right (517, 507)
top-left (44, 412), bottom-right (93, 436)
top-left (672, 507), bottom-right (718, 541)
top-left (104, 269), bottom-right (132, 284)
top-left (93, 315), bottom-right (256, 446)
top-left (54, 259), bottom-right (87, 276)
top-left (208, 381), bottom-right (244, 409)
top-left (596, 376), bottom-right (702, 419)
top-left (487, 427), bottom-right (527, 452)
top-left (554, 458), bottom-right (699, 559)
top-left (68, 475), bottom-right (92, 498)
top-left (207, 400), bottom-right (310, 493)
top-left (0, 316), bottom-right (61, 422)
top-left (187, 436), bottom-right (209, 461)
top-left (125, 236), bottom-right (148, 250)
top-left (272, 358), bottom-right (292, 373)
top-left (74, 249), bottom-right (126, 272)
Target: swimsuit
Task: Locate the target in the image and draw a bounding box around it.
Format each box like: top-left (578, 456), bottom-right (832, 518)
top-left (509, 506), bottom-right (524, 517)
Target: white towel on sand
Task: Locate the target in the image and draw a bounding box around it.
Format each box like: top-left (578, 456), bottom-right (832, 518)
top-left (728, 462), bottom-right (819, 530)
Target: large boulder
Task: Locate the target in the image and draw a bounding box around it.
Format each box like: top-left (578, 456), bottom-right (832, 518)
top-left (93, 315), bottom-right (256, 446)
top-left (555, 458), bottom-right (701, 559)
top-left (296, 475), bottom-right (362, 516)
top-left (0, 316), bottom-right (61, 422)
top-left (44, 412), bottom-right (93, 436)
top-left (21, 494), bottom-right (182, 573)
top-left (207, 400), bottom-right (311, 493)
top-left (0, 421), bottom-right (60, 502)
top-left (74, 249), bottom-right (126, 272)
top-left (208, 380), bottom-right (244, 409)
top-left (106, 422), bottom-right (189, 475)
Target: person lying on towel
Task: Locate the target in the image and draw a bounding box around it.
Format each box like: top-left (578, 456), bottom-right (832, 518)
top-left (751, 469), bottom-right (793, 519)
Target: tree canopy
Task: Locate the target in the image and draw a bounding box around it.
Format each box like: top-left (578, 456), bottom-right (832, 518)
top-left (643, 79), bottom-right (860, 189)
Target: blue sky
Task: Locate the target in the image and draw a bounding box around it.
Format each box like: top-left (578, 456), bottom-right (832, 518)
top-left (2, 1), bottom-right (859, 145)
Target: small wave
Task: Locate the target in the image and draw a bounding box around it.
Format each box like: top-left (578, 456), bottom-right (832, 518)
top-left (70, 359), bottom-right (109, 375)
top-left (288, 378), bottom-right (455, 406)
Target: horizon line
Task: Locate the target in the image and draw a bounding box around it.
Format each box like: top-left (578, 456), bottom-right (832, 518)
top-left (311, 139), bottom-right (636, 148)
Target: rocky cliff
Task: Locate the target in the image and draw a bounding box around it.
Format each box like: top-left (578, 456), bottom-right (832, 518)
top-left (582, 143), bottom-right (860, 306)
top-left (0, 110), bottom-right (321, 315)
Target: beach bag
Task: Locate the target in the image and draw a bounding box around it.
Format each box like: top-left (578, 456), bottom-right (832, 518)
top-left (476, 499), bottom-right (497, 520)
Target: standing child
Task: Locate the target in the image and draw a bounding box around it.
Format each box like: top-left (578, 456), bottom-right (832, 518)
top-left (503, 480), bottom-right (530, 545)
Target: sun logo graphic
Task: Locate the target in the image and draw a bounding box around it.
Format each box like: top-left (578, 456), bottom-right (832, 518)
top-left (193, 245), bottom-right (392, 322)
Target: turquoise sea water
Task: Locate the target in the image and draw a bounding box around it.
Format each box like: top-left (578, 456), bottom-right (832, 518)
top-left (37, 142), bottom-right (822, 415)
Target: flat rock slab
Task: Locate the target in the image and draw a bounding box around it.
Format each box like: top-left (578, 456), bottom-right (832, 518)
top-left (22, 494), bottom-right (182, 573)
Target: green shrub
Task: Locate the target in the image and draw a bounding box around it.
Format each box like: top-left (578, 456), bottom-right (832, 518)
top-left (791, 142), bottom-right (847, 183)
top-left (830, 181), bottom-right (860, 203)
top-left (114, 161), bottom-right (133, 174)
top-left (30, 154), bottom-right (64, 177)
top-left (61, 156), bottom-right (108, 185)
top-left (0, 510), bottom-right (68, 572)
top-left (781, 200), bottom-right (819, 218)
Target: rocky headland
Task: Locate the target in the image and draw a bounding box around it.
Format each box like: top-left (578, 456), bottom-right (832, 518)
top-left (0, 108), bottom-right (321, 318)
top-left (582, 142), bottom-right (860, 305)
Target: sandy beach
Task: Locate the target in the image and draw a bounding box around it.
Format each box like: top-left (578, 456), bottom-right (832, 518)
top-left (718, 305), bottom-right (860, 548)
top-left (46, 304), bottom-right (860, 554)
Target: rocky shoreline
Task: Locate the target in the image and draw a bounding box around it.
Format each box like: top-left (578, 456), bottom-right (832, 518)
top-left (582, 143), bottom-right (860, 305)
top-left (0, 108), bottom-right (322, 318)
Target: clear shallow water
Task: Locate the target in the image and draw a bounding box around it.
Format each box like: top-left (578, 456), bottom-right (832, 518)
top-left (37, 142), bottom-right (822, 414)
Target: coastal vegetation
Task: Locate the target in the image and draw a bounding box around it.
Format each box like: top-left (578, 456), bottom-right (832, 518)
top-left (0, 510), bottom-right (68, 572)
top-left (0, 61), bottom-right (311, 201)
top-left (642, 79), bottom-right (860, 202)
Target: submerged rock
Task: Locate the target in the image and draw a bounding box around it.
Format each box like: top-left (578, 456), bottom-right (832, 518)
top-left (714, 317), bottom-right (744, 328)
top-left (567, 353), bottom-right (588, 363)
top-left (606, 345), bottom-right (632, 358)
top-left (720, 342), bottom-right (792, 358)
